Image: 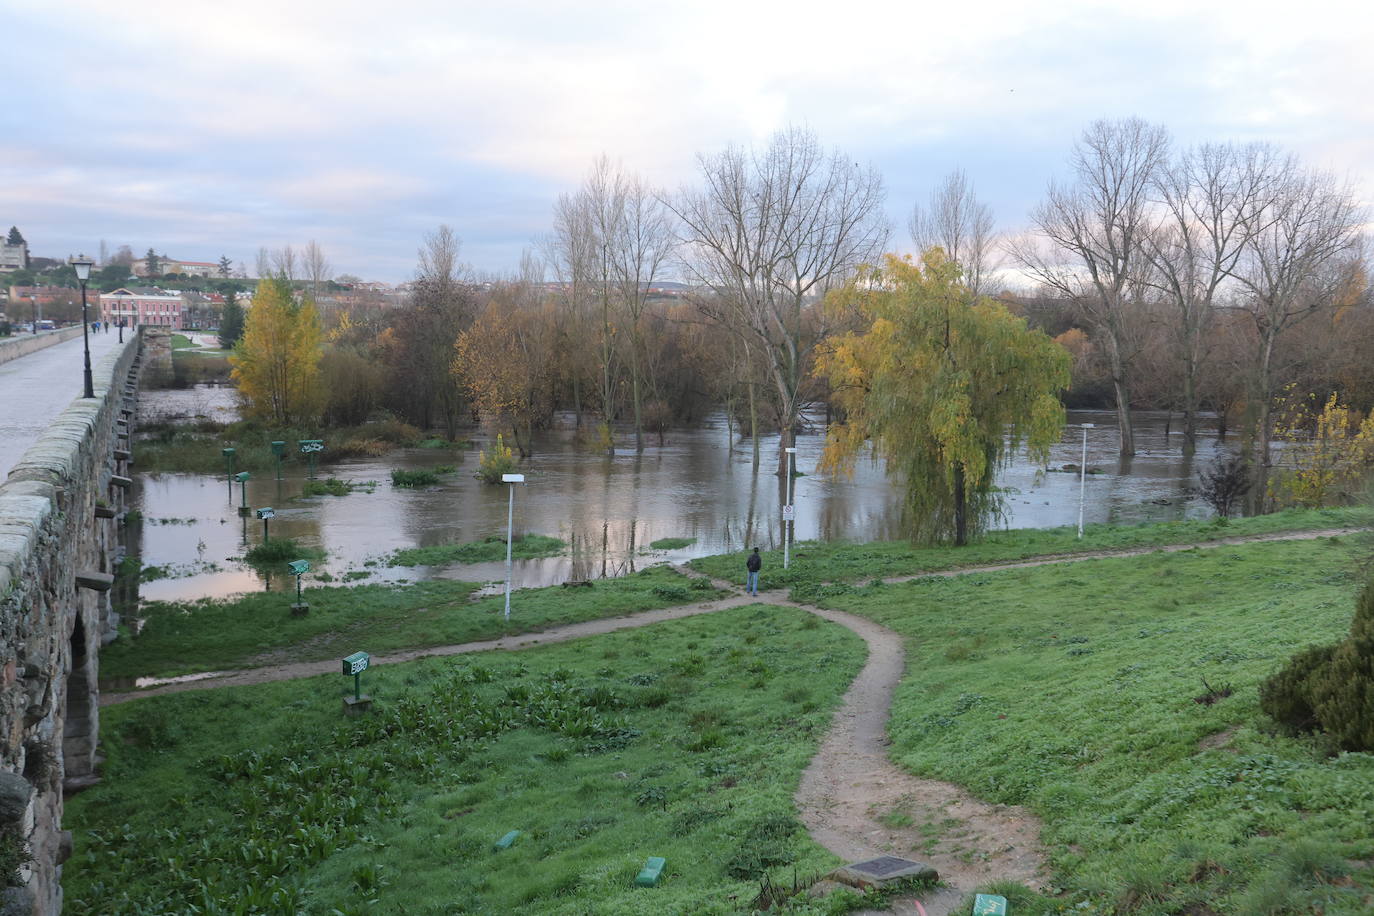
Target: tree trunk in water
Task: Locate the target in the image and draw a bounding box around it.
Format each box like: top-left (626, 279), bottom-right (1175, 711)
top-left (632, 372), bottom-right (644, 452)
top-left (953, 465), bottom-right (967, 547)
top-left (1181, 364), bottom-right (1197, 456)
top-left (748, 384), bottom-right (759, 471)
top-left (1112, 377), bottom-right (1135, 457)
top-left (1251, 332), bottom-right (1277, 514)
top-left (572, 374), bottom-right (583, 430)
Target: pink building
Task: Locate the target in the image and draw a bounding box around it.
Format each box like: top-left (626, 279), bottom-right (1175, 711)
top-left (99, 286), bottom-right (185, 329)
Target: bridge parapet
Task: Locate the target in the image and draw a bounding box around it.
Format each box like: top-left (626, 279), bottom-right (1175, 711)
top-left (0, 328), bottom-right (143, 915)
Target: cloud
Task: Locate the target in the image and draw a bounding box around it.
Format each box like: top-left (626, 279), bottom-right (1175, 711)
top-left (1, 0), bottom-right (1370, 279)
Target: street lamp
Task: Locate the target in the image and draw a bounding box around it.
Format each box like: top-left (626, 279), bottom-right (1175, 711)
top-left (501, 473), bottom-right (525, 621)
top-left (783, 446), bottom-right (797, 570)
top-left (70, 255), bottom-right (95, 398)
top-left (31, 285), bottom-right (39, 336)
top-left (1077, 423), bottom-right (1095, 539)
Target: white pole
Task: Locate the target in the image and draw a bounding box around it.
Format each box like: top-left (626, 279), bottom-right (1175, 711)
top-left (1077, 423), bottom-right (1093, 539)
top-left (783, 446), bottom-right (796, 570)
top-left (501, 473), bottom-right (524, 620)
top-left (504, 482), bottom-right (514, 620)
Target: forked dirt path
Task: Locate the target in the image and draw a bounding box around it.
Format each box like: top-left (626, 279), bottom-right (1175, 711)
top-left (99, 526), bottom-right (1368, 912)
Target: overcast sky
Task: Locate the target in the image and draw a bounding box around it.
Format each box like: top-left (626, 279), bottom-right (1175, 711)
top-left (2, 0), bottom-right (1370, 282)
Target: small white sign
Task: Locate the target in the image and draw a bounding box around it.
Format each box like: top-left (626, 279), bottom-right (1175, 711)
top-left (782, 504), bottom-right (795, 521)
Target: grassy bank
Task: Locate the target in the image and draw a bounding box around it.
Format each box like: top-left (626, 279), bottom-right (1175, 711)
top-left (101, 566), bottom-right (722, 682)
top-left (66, 605), bottom-right (869, 915)
top-left (815, 534), bottom-right (1374, 913)
top-left (390, 533), bottom-right (566, 567)
top-left (133, 416), bottom-right (463, 474)
top-left (690, 506), bottom-right (1373, 593)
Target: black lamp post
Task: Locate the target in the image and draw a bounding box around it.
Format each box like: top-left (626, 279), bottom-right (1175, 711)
top-left (70, 254), bottom-right (95, 398)
top-left (118, 318), bottom-right (123, 343)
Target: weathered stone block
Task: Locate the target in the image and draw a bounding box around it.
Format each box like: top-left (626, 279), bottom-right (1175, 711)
top-left (830, 856), bottom-right (938, 890)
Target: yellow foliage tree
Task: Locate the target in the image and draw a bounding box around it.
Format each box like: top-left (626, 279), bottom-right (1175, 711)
top-left (230, 276), bottom-right (324, 425)
top-left (1271, 391), bottom-right (1374, 508)
top-left (816, 251), bottom-right (1070, 545)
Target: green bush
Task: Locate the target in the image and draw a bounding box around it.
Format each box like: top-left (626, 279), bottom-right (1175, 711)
top-left (1309, 581), bottom-right (1374, 751)
top-left (1261, 578), bottom-right (1374, 750)
top-left (1259, 643), bottom-right (1337, 736)
top-left (390, 469), bottom-right (439, 488)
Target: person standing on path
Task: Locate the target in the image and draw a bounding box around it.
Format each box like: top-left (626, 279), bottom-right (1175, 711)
top-left (746, 547), bottom-right (762, 596)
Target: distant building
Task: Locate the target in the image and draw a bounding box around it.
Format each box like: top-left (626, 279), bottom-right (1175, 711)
top-left (132, 257), bottom-right (218, 278)
top-left (0, 239), bottom-right (28, 272)
top-left (99, 286), bottom-right (185, 329)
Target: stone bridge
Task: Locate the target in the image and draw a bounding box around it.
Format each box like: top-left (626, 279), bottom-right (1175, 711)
top-left (0, 328), bottom-right (151, 915)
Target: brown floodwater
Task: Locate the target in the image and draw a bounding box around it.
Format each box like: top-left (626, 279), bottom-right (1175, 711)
top-left (129, 386), bottom-right (1229, 604)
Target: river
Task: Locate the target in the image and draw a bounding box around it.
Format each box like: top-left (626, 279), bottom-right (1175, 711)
top-left (129, 385), bottom-right (1230, 603)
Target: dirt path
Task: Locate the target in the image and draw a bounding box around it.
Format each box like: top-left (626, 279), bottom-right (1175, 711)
top-left (875, 526), bottom-right (1366, 587)
top-left (790, 601), bottom-right (1044, 915)
top-left (99, 526), bottom-right (1366, 912)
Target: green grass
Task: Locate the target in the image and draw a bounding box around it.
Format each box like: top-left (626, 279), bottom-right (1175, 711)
top-left (650, 537), bottom-right (698, 550)
top-left (100, 566), bottom-right (722, 681)
top-left (169, 333), bottom-right (197, 349)
top-left (65, 605), bottom-right (869, 915)
top-left (690, 506), bottom-right (1374, 593)
top-left (391, 533), bottom-right (566, 567)
top-left (813, 534), bottom-right (1374, 914)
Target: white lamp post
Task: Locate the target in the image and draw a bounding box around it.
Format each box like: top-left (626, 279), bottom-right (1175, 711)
top-left (502, 473), bottom-right (525, 620)
top-left (1077, 423), bottom-right (1095, 539)
top-left (783, 446), bottom-right (797, 569)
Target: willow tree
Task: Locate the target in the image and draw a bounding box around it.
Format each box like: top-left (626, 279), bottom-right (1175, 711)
top-left (230, 276), bottom-right (324, 425)
top-left (817, 251), bottom-right (1070, 545)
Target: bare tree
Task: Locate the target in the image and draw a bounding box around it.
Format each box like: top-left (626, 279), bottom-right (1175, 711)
top-left (272, 244), bottom-right (298, 281)
top-left (255, 247), bottom-right (272, 280)
top-left (672, 126), bottom-right (889, 474)
top-left (1229, 157), bottom-right (1365, 507)
top-left (304, 240), bottom-right (332, 299)
top-left (544, 188), bottom-right (599, 429)
top-left (1139, 142), bottom-right (1267, 454)
top-left (608, 171), bottom-right (676, 451)
top-left (908, 168), bottom-right (998, 298)
top-left (1014, 117), bottom-right (1171, 457)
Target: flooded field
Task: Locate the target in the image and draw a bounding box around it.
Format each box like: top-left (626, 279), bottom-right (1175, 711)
top-left (129, 386), bottom-right (1229, 603)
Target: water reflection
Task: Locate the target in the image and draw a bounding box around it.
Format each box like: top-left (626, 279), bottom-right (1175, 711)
top-left (132, 390), bottom-right (1233, 603)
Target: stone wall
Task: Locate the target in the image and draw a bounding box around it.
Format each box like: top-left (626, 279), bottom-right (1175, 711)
top-left (0, 330), bottom-right (142, 915)
top-left (0, 329), bottom-right (83, 368)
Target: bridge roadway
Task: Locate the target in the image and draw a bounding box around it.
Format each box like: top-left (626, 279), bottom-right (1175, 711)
top-left (0, 329), bottom-right (130, 481)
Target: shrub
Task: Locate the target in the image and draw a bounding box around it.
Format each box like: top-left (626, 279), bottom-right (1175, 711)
top-left (475, 434), bottom-right (517, 484)
top-left (244, 537), bottom-right (319, 567)
top-left (1308, 580), bottom-right (1374, 751)
top-left (1197, 452), bottom-right (1251, 519)
top-left (391, 469), bottom-right (439, 488)
top-left (1261, 578), bottom-right (1374, 750)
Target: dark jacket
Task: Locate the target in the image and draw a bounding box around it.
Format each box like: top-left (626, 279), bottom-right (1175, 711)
top-left (746, 553), bottom-right (761, 573)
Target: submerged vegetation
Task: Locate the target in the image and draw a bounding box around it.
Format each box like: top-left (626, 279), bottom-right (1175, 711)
top-left (390, 533), bottom-right (565, 567)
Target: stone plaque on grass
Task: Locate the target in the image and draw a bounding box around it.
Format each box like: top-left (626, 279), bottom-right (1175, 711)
top-left (830, 855), bottom-right (937, 889)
